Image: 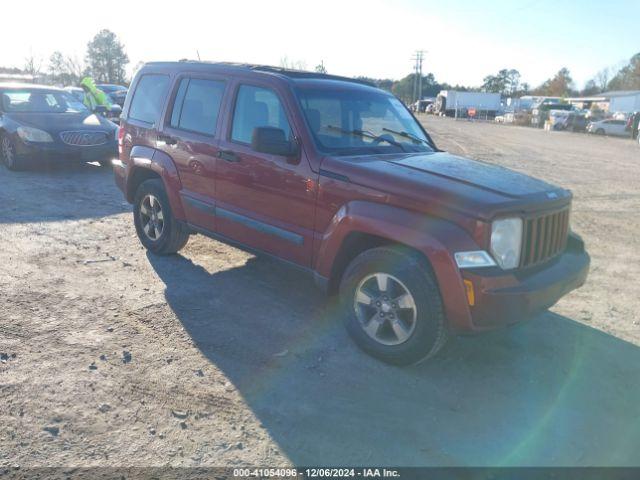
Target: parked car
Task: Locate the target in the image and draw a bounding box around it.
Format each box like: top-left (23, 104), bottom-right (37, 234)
top-left (586, 118), bottom-right (628, 136)
top-left (96, 83), bottom-right (128, 107)
top-left (564, 112), bottom-right (589, 132)
top-left (531, 102), bottom-right (573, 128)
top-left (113, 62), bottom-right (590, 365)
top-left (0, 83), bottom-right (117, 170)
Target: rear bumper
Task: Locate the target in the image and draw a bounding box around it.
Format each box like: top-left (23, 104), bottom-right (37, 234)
top-left (15, 139), bottom-right (117, 163)
top-left (113, 158), bottom-right (127, 195)
top-left (458, 233), bottom-right (590, 332)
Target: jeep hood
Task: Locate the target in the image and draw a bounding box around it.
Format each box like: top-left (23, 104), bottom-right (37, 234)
top-left (320, 151), bottom-right (571, 221)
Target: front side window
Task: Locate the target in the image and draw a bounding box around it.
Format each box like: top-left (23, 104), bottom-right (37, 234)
top-left (295, 84), bottom-right (433, 156)
top-left (1, 90), bottom-right (87, 113)
top-left (128, 74), bottom-right (170, 124)
top-left (231, 85), bottom-right (291, 144)
top-left (170, 78), bottom-right (225, 135)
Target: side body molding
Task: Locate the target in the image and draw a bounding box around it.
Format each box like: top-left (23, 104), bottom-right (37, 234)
top-left (314, 200), bottom-right (478, 332)
top-left (126, 146), bottom-right (186, 221)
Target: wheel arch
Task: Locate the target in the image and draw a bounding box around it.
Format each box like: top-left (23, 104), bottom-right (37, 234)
top-left (315, 200), bottom-right (477, 331)
top-left (125, 146), bottom-right (186, 220)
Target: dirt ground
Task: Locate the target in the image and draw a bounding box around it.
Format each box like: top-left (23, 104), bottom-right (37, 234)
top-left (1, 117), bottom-right (639, 469)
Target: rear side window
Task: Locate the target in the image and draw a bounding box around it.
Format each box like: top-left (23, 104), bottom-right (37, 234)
top-left (128, 74), bottom-right (170, 124)
top-left (170, 78), bottom-right (225, 135)
top-left (231, 85), bottom-right (291, 144)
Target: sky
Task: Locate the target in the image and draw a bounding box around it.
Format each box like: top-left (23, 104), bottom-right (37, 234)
top-left (2, 0), bottom-right (638, 89)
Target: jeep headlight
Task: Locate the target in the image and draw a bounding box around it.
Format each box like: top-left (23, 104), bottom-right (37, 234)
top-left (17, 126), bottom-right (53, 143)
top-left (490, 217), bottom-right (523, 269)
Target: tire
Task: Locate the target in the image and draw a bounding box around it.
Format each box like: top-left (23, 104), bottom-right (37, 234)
top-left (339, 246), bottom-right (449, 366)
top-left (596, 129), bottom-right (605, 135)
top-left (1, 134), bottom-right (22, 171)
top-left (133, 178), bottom-right (190, 255)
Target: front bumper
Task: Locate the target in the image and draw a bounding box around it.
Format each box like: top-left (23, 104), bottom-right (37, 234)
top-left (459, 233), bottom-right (590, 331)
top-left (15, 138), bottom-right (118, 163)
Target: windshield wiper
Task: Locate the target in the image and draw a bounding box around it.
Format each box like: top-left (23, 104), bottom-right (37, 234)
top-left (382, 127), bottom-right (429, 145)
top-left (325, 125), bottom-right (405, 151)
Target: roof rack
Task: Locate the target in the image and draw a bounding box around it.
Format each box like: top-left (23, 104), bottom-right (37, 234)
top-left (145, 61), bottom-right (374, 87)
top-left (249, 65), bottom-right (375, 87)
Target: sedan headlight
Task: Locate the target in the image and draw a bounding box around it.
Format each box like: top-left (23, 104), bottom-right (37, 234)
top-left (490, 217), bottom-right (523, 269)
top-left (17, 126), bottom-right (53, 143)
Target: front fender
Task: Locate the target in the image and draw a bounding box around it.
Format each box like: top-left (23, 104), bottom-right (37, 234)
top-left (126, 146), bottom-right (186, 221)
top-left (315, 201), bottom-right (479, 332)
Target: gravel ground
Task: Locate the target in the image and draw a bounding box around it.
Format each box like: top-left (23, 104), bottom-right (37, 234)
top-left (1, 118), bottom-right (639, 468)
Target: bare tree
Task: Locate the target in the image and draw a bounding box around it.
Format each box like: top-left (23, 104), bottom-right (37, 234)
top-left (315, 61), bottom-right (327, 74)
top-left (595, 68), bottom-right (611, 92)
top-left (48, 51), bottom-right (84, 86)
top-left (24, 51), bottom-right (42, 78)
top-left (279, 56), bottom-right (307, 71)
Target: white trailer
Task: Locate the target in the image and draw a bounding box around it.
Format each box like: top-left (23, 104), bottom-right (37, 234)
top-left (435, 90), bottom-right (502, 118)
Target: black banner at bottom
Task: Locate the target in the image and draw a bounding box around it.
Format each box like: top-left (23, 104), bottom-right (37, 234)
top-left (2, 467), bottom-right (640, 480)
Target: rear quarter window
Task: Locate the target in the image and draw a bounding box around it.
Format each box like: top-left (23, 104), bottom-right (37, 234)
top-left (128, 74), bottom-right (170, 124)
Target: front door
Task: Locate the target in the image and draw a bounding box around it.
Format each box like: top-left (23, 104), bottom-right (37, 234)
top-left (215, 82), bottom-right (317, 267)
top-left (157, 76), bottom-right (227, 232)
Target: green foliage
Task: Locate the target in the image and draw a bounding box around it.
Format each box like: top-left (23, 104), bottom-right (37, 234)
top-left (85, 29), bottom-right (129, 84)
top-left (533, 67), bottom-right (575, 97)
top-left (482, 68), bottom-right (521, 96)
top-left (607, 53), bottom-right (640, 91)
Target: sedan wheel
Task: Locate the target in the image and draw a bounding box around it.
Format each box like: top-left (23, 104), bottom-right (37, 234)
top-left (1, 136), bottom-right (19, 170)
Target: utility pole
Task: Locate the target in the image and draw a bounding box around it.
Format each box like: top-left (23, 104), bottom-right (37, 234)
top-left (410, 50), bottom-right (426, 105)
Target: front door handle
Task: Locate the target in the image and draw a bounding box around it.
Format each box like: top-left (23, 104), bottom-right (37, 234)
top-left (218, 150), bottom-right (240, 162)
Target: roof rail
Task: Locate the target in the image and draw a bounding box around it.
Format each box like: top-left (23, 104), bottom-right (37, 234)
top-left (249, 65), bottom-right (375, 87)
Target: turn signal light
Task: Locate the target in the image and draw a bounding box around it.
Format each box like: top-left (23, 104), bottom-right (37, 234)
top-left (463, 279), bottom-right (475, 306)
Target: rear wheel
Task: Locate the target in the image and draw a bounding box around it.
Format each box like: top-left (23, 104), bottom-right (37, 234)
top-left (1, 134), bottom-right (22, 171)
top-left (339, 246), bottom-right (448, 365)
top-left (133, 179), bottom-right (190, 255)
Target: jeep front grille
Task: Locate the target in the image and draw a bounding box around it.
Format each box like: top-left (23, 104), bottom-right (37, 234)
top-left (60, 131), bottom-right (108, 146)
top-left (520, 207), bottom-right (570, 268)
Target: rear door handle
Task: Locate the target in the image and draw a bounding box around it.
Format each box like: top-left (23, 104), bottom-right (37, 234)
top-left (157, 134), bottom-right (177, 145)
top-left (218, 150), bottom-right (240, 162)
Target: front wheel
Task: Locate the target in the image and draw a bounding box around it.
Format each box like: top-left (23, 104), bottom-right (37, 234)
top-left (339, 247), bottom-right (448, 365)
top-left (596, 128), bottom-right (605, 135)
top-left (1, 134), bottom-right (22, 171)
top-left (133, 179), bottom-right (190, 255)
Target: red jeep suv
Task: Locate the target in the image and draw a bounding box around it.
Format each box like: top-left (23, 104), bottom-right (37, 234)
top-left (113, 61), bottom-right (589, 365)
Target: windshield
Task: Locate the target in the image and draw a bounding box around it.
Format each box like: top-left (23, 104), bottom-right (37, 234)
top-left (1, 90), bottom-right (88, 113)
top-left (98, 85), bottom-right (126, 93)
top-left (296, 85), bottom-right (434, 155)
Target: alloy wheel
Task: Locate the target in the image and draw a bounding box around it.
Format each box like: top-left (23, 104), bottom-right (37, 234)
top-left (2, 137), bottom-right (15, 169)
top-left (139, 194), bottom-right (165, 241)
top-left (353, 272), bottom-right (418, 346)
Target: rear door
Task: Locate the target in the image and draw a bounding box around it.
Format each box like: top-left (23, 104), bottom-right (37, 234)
top-left (156, 75), bottom-right (228, 232)
top-left (122, 73), bottom-right (171, 161)
top-left (214, 80), bottom-right (317, 267)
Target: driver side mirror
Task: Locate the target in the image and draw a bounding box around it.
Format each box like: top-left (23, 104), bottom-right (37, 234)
top-left (251, 127), bottom-right (299, 161)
